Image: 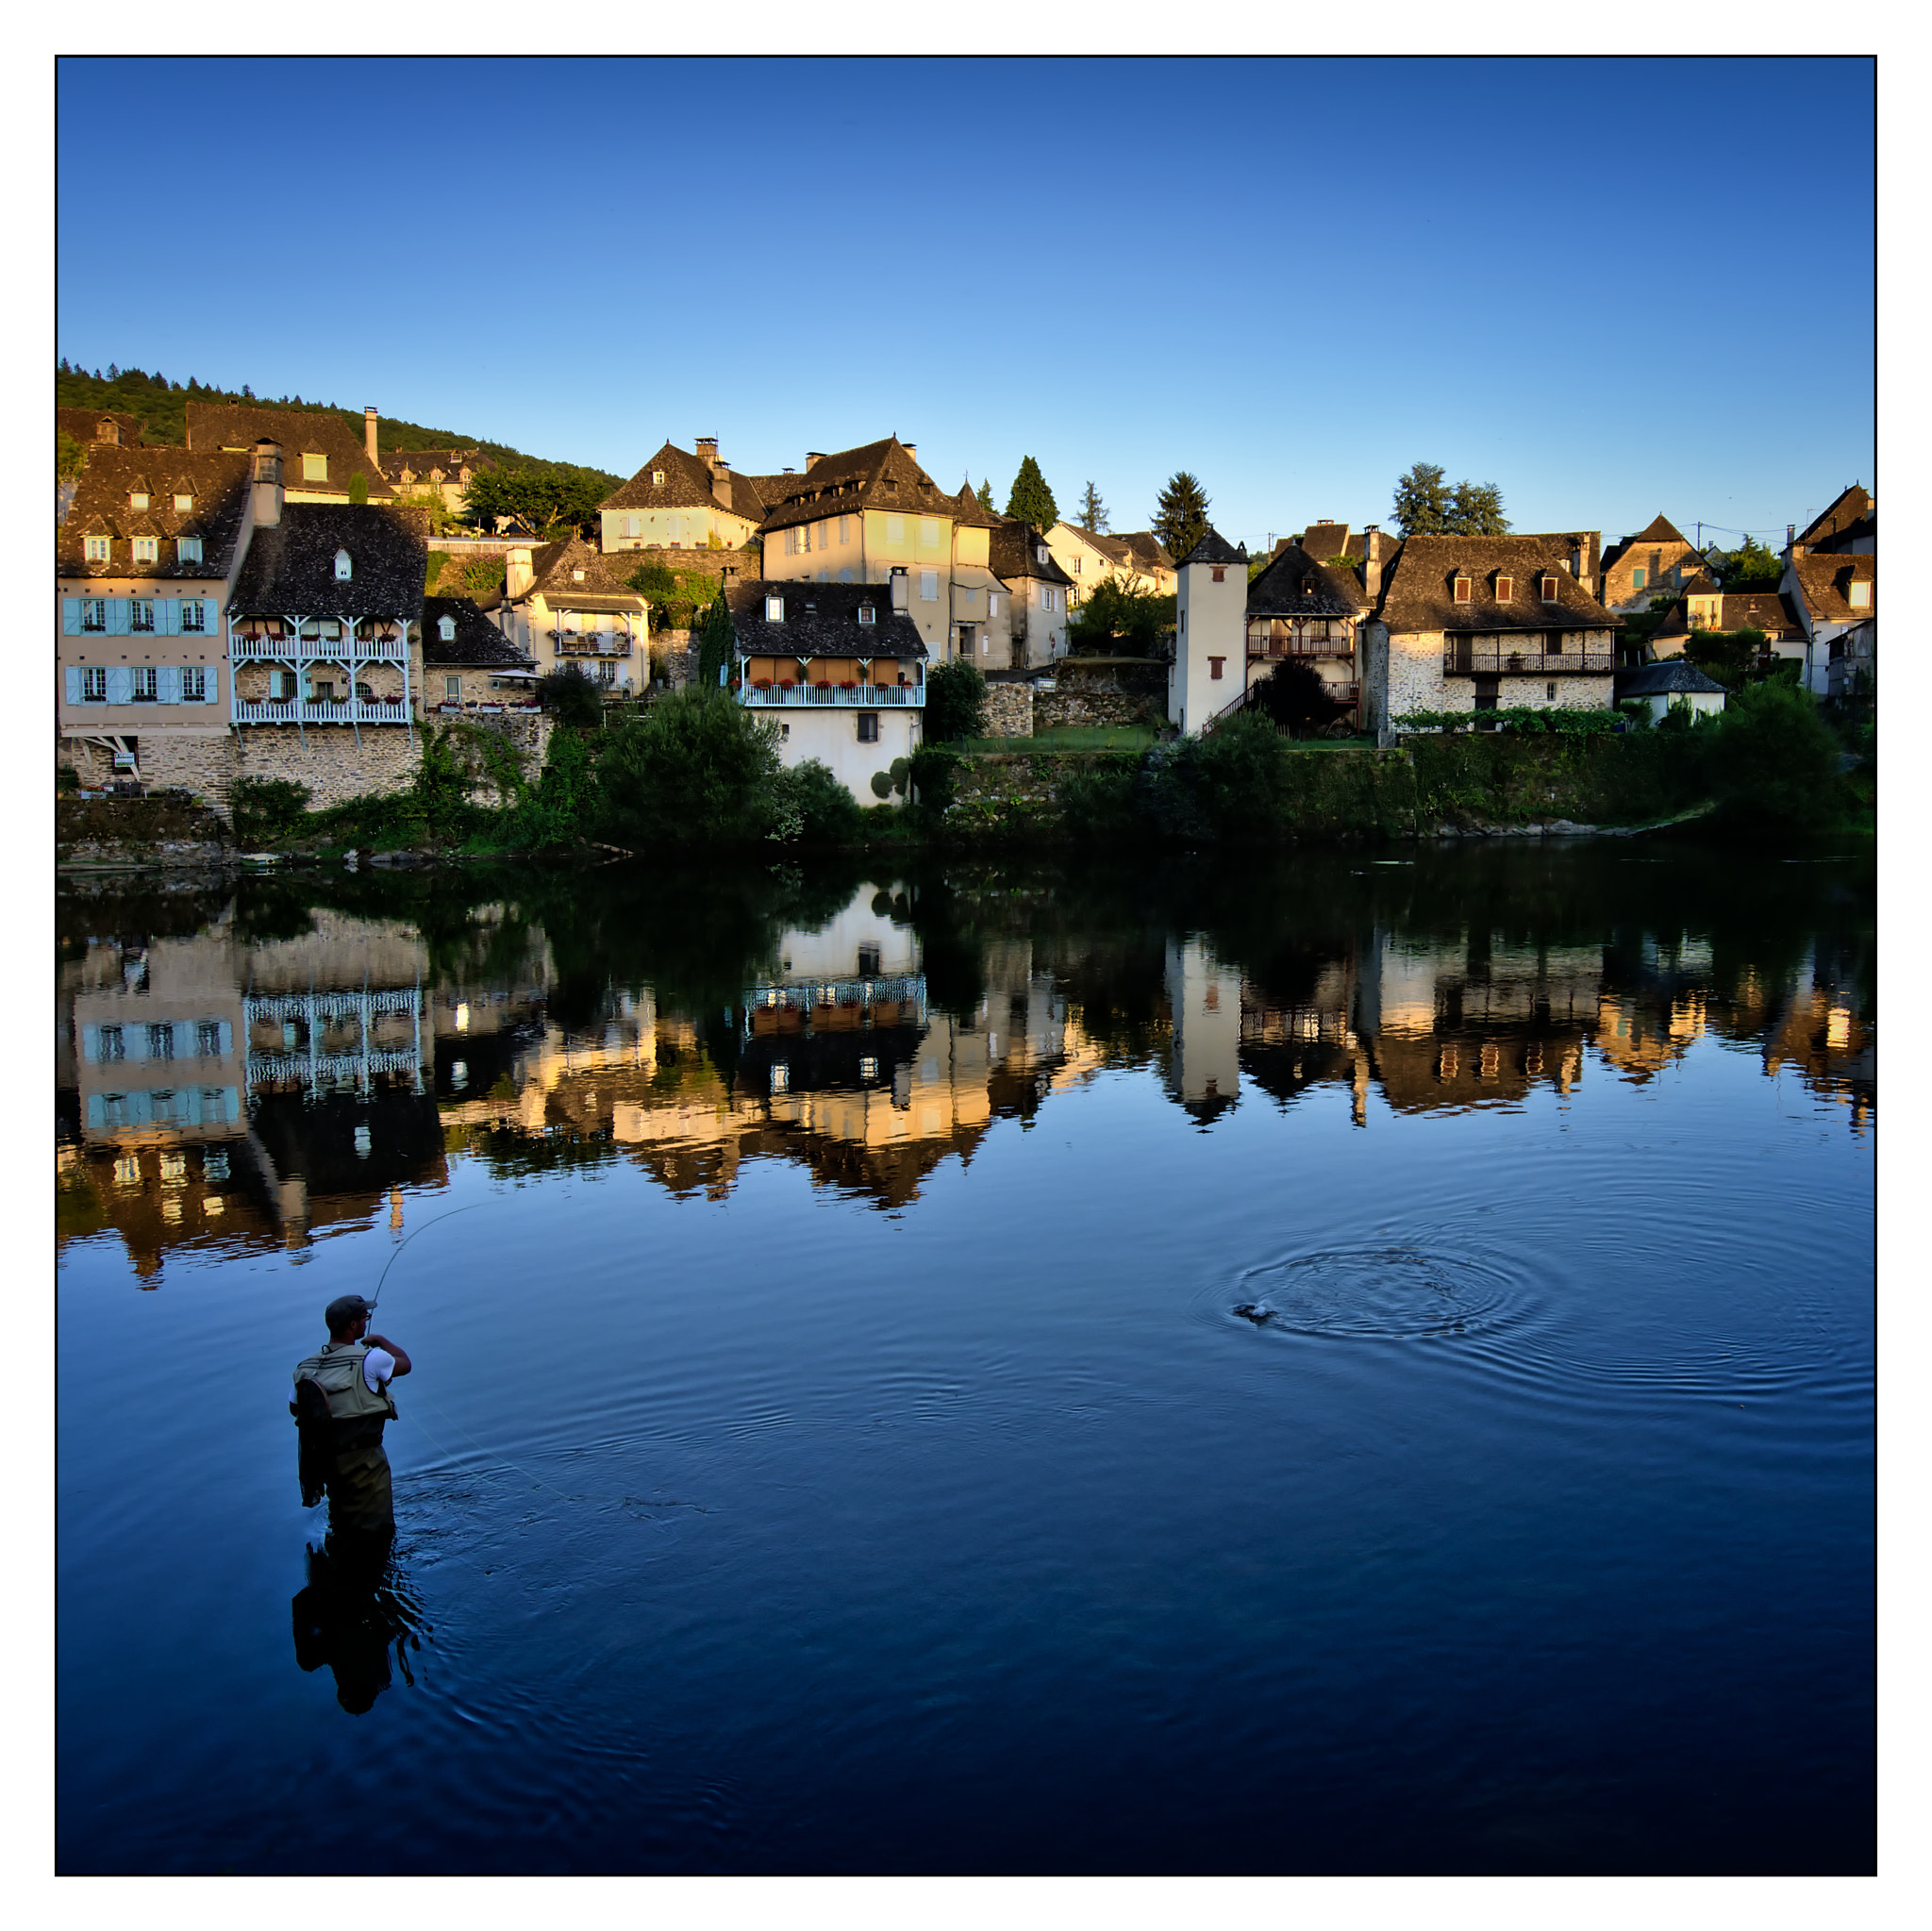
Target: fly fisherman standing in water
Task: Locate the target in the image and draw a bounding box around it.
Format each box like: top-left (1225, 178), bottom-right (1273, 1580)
top-left (292, 1295), bottom-right (412, 1535)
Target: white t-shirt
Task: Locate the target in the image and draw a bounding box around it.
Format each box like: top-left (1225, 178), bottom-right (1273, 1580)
top-left (361, 1347), bottom-right (395, 1391)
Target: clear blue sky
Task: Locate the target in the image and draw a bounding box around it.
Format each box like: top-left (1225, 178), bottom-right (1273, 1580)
top-left (57, 56), bottom-right (1874, 549)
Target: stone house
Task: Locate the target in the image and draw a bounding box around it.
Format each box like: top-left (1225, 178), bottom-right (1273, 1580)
top-left (225, 483), bottom-right (430, 739)
top-left (421, 595), bottom-right (539, 714)
top-left (600, 438), bottom-right (770, 553)
top-left (1616, 658), bottom-right (1729, 724)
top-left (1784, 550), bottom-right (1876, 697)
top-left (57, 444), bottom-right (258, 786)
top-left (1792, 484), bottom-right (1874, 557)
top-left (1357, 533), bottom-right (1617, 740)
top-left (1600, 514), bottom-right (1704, 613)
top-left (1650, 584), bottom-right (1805, 660)
top-left (187, 401), bottom-right (395, 505)
top-left (759, 438), bottom-right (979, 663)
top-left (989, 519), bottom-right (1074, 670)
top-left (387, 448), bottom-right (497, 518)
top-left (497, 535), bottom-right (650, 694)
top-left (1241, 541), bottom-right (1374, 724)
top-left (727, 578), bottom-right (926, 804)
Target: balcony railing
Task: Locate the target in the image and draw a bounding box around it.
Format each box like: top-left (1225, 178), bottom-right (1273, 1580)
top-left (229, 635), bottom-right (408, 662)
top-left (740, 682), bottom-right (923, 708)
top-left (1444, 647), bottom-right (1614, 675)
top-left (233, 699), bottom-right (410, 724)
top-left (1247, 635), bottom-right (1356, 659)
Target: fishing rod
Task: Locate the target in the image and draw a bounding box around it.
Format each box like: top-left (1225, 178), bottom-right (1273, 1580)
top-left (366, 1201), bottom-right (491, 1312)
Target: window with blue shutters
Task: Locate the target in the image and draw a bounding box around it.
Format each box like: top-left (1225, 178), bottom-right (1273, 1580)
top-left (82, 600), bottom-right (107, 632)
top-left (105, 667), bottom-right (135, 704)
top-left (156, 667), bottom-right (181, 703)
top-left (133, 666), bottom-right (158, 701)
top-left (130, 600), bottom-right (156, 632)
top-left (180, 599), bottom-right (205, 632)
top-left (182, 666), bottom-right (207, 702)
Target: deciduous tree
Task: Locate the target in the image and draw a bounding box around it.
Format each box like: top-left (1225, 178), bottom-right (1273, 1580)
top-left (1076, 481), bottom-right (1108, 533)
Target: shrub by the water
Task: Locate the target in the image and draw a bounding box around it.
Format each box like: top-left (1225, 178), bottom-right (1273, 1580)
top-left (1704, 677), bottom-right (1847, 829)
top-left (227, 776), bottom-right (311, 845)
top-left (538, 666), bottom-right (606, 727)
top-left (595, 689), bottom-right (782, 846)
top-left (924, 660), bottom-right (988, 742)
top-left (768, 759), bottom-right (863, 844)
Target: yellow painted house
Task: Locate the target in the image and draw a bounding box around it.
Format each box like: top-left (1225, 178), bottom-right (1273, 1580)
top-left (600, 439), bottom-right (768, 553)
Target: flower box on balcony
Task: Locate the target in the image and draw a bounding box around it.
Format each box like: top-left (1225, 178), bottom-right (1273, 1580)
top-left (838, 681), bottom-right (858, 691)
top-left (778, 679), bottom-right (795, 690)
top-left (753, 678), bottom-right (773, 690)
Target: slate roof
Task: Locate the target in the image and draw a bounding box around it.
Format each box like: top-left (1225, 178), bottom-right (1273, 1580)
top-left (1795, 485), bottom-right (1874, 554)
top-left (1297, 522), bottom-right (1361, 563)
top-left (185, 402), bottom-right (395, 500)
top-left (951, 482), bottom-right (1003, 531)
top-left (1246, 543), bottom-right (1371, 618)
top-left (1176, 527), bottom-right (1248, 568)
top-left (388, 448), bottom-right (497, 486)
top-left (757, 438), bottom-right (956, 536)
top-left (1790, 554), bottom-right (1875, 624)
top-left (1602, 513), bottom-right (1693, 572)
top-left (1372, 536), bottom-right (1614, 633)
top-left (1620, 659), bottom-right (1729, 698)
top-left (602, 440), bottom-right (757, 518)
top-left (58, 407), bottom-right (144, 448)
top-left (991, 522), bottom-right (1074, 587)
top-left (228, 504), bottom-right (431, 618)
top-left (725, 579), bottom-right (929, 660)
top-left (1716, 590), bottom-right (1805, 637)
top-left (56, 447), bottom-right (253, 581)
top-left (421, 595), bottom-right (532, 668)
top-left (512, 533), bottom-right (647, 608)
top-left (1114, 531), bottom-right (1177, 575)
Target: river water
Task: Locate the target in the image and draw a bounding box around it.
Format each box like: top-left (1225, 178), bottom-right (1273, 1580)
top-left (55, 843), bottom-right (1874, 1874)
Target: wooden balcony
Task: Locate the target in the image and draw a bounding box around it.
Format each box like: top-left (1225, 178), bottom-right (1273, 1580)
top-left (1444, 646), bottom-right (1614, 675)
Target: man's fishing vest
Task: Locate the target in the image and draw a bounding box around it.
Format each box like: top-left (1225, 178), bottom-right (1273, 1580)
top-left (292, 1340), bottom-right (398, 1425)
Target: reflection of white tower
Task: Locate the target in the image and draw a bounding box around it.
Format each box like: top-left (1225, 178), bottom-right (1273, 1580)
top-left (1166, 937), bottom-right (1240, 1107)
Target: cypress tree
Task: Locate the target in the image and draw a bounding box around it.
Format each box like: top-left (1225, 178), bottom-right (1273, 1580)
top-left (1005, 456), bottom-right (1058, 532)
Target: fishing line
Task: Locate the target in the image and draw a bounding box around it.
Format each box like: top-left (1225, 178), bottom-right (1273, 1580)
top-left (360, 1194), bottom-right (708, 1522)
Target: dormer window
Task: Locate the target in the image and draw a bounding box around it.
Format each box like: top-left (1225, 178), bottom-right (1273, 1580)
top-left (84, 535), bottom-right (109, 561)
top-left (858, 603), bottom-right (875, 625)
top-left (132, 537), bottom-right (158, 563)
top-left (1540, 574), bottom-right (1559, 602)
top-left (651, 470), bottom-right (665, 486)
top-left (177, 536), bottom-right (203, 564)
top-left (174, 492), bottom-right (193, 511)
top-left (439, 614), bottom-right (457, 641)
top-left (129, 491), bottom-right (149, 510)
top-left (1849, 580), bottom-right (1871, 608)
top-left (1495, 574), bottom-right (1514, 602)
top-left (766, 595), bottom-right (785, 622)
top-left (573, 568), bottom-right (586, 582)
top-left (1453, 574), bottom-right (1473, 603)
top-left (302, 453), bottom-right (327, 482)
top-left (334, 548), bottom-right (353, 580)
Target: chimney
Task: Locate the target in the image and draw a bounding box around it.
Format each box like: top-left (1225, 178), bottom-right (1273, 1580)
top-left (806, 452), bottom-right (825, 472)
top-left (890, 566), bottom-right (908, 609)
top-left (505, 546), bottom-right (534, 600)
top-left (711, 460), bottom-right (733, 513)
top-left (904, 443), bottom-right (916, 463)
top-left (364, 407), bottom-right (379, 467)
top-left (1361, 525), bottom-right (1386, 599)
top-left (1786, 523), bottom-right (1801, 558)
top-left (695, 436), bottom-right (720, 473)
top-left (250, 441), bottom-right (283, 528)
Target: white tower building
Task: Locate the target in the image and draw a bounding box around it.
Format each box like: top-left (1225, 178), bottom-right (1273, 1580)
top-left (1170, 527), bottom-right (1250, 734)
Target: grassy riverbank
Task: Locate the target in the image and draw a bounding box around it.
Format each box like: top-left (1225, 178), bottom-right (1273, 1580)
top-left (64, 684), bottom-right (1871, 869)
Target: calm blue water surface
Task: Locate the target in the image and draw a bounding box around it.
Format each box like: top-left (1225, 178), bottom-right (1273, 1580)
top-left (56, 846), bottom-right (1874, 1873)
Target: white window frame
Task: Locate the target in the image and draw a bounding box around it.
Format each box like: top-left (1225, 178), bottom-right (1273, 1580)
top-left (84, 535), bottom-right (109, 562)
top-left (82, 666), bottom-right (108, 701)
top-left (1540, 575), bottom-right (1559, 603)
top-left (132, 665), bottom-right (158, 701)
top-left (174, 492), bottom-right (194, 512)
top-left (765, 595), bottom-right (785, 622)
top-left (132, 536), bottom-right (158, 563)
top-left (180, 599), bottom-right (206, 633)
top-left (302, 452), bottom-right (327, 482)
top-left (130, 599), bottom-right (156, 632)
top-left (858, 604), bottom-right (875, 625)
top-left (439, 614), bottom-right (457, 641)
top-left (444, 674), bottom-right (463, 700)
top-left (335, 548), bottom-right (353, 581)
top-left (130, 491), bottom-right (149, 510)
top-left (182, 665), bottom-right (207, 701)
top-left (177, 536), bottom-right (203, 564)
top-left (81, 599), bottom-right (107, 631)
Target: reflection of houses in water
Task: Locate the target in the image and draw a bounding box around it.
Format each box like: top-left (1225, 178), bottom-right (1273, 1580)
top-left (1166, 937), bottom-right (1242, 1119)
top-left (1764, 982), bottom-right (1874, 1129)
top-left (440, 891), bottom-right (1107, 1208)
top-left (58, 913), bottom-right (451, 1281)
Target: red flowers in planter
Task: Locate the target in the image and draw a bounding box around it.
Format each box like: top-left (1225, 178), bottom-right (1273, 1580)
top-left (838, 680), bottom-right (858, 691)
top-left (753, 677), bottom-right (774, 690)
top-left (778, 678), bottom-right (795, 690)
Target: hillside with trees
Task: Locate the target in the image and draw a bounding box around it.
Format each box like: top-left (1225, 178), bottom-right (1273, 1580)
top-left (55, 359), bottom-right (621, 494)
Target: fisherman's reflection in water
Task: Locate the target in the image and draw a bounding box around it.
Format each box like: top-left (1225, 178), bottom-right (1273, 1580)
top-left (291, 1525), bottom-right (424, 1714)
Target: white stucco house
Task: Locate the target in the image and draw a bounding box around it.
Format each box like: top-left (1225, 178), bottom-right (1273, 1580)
top-left (1617, 658), bottom-right (1728, 724)
top-left (727, 576), bottom-right (926, 804)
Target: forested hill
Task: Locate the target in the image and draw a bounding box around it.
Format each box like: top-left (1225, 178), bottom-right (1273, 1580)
top-left (56, 360), bottom-right (622, 488)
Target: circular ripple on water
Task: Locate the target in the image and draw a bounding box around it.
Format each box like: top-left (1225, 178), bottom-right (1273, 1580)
top-left (1218, 1244), bottom-right (1530, 1342)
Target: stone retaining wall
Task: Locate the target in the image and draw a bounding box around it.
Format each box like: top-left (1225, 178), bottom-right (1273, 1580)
top-left (1036, 687), bottom-right (1162, 732)
top-left (982, 682), bottom-right (1034, 737)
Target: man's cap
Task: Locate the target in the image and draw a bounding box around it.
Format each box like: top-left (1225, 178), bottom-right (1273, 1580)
top-left (325, 1293), bottom-right (374, 1329)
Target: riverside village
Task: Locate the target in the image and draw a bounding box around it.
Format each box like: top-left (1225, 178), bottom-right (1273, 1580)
top-left (54, 386), bottom-right (1875, 857)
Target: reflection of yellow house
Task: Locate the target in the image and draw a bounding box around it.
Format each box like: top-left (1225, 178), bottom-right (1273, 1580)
top-left (1595, 990), bottom-right (1709, 1081)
